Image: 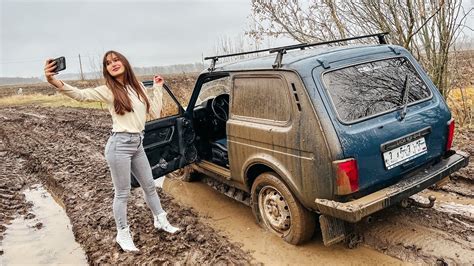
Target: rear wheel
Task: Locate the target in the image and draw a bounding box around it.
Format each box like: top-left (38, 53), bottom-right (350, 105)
top-left (251, 172), bottom-right (316, 245)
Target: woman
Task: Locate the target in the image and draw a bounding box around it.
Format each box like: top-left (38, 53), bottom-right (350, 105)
top-left (44, 51), bottom-right (180, 252)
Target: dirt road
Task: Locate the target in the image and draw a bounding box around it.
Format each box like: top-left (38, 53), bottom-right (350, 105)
top-left (0, 106), bottom-right (253, 264)
top-left (0, 105), bottom-right (472, 264)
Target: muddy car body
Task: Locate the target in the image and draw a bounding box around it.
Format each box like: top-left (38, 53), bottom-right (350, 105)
top-left (141, 33), bottom-right (470, 246)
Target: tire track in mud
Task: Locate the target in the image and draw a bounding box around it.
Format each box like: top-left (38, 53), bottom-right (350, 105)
top-left (0, 154), bottom-right (32, 250)
top-left (0, 106), bottom-right (254, 264)
top-left (0, 125), bottom-right (37, 256)
top-left (435, 175), bottom-right (474, 198)
top-left (359, 202), bottom-right (474, 264)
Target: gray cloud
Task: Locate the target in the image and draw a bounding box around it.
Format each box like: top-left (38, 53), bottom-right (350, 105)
top-left (1, 0), bottom-right (252, 77)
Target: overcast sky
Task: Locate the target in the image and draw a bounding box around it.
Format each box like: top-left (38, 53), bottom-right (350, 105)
top-left (0, 0), bottom-right (280, 78)
top-left (1, 0), bottom-right (473, 78)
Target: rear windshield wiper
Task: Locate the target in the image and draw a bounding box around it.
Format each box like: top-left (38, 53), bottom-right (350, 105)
top-left (399, 74), bottom-right (410, 121)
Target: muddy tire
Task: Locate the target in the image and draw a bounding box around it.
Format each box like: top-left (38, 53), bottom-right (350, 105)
top-left (166, 165), bottom-right (198, 182)
top-left (251, 172), bottom-right (316, 245)
top-left (131, 174), bottom-right (140, 188)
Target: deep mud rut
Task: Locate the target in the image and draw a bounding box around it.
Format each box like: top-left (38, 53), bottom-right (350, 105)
top-left (0, 106), bottom-right (253, 264)
top-left (0, 105), bottom-right (472, 264)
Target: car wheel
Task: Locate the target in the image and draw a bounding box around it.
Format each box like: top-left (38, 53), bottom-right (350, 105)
top-left (166, 165), bottom-right (198, 182)
top-left (251, 172), bottom-right (316, 245)
top-left (131, 174), bottom-right (140, 188)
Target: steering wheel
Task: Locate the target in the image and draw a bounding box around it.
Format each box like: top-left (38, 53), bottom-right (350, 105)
top-left (211, 94), bottom-right (230, 122)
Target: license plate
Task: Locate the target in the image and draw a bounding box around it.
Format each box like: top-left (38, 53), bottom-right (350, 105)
top-left (383, 137), bottom-right (427, 169)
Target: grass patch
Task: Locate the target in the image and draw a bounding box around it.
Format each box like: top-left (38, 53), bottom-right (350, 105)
top-left (447, 86), bottom-right (473, 129)
top-left (0, 93), bottom-right (105, 109)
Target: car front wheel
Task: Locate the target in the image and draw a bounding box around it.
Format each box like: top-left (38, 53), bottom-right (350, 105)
top-left (166, 165), bottom-right (198, 182)
top-left (251, 172), bottom-right (316, 245)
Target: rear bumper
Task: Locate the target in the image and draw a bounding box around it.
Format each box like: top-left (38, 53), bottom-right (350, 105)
top-left (315, 150), bottom-right (470, 223)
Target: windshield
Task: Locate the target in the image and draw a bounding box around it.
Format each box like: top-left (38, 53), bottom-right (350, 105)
top-left (196, 76), bottom-right (231, 105)
top-left (322, 57), bottom-right (431, 123)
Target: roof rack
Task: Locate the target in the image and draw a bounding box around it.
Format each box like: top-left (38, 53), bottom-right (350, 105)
top-left (204, 32), bottom-right (389, 71)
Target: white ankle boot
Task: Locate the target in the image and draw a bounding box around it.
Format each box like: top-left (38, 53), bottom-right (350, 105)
top-left (116, 226), bottom-right (139, 252)
top-left (154, 212), bottom-right (181, 234)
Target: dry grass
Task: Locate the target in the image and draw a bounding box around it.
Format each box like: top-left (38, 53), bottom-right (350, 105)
top-left (447, 86), bottom-right (473, 130)
top-left (0, 93), bottom-right (105, 109)
top-left (0, 74), bottom-right (197, 111)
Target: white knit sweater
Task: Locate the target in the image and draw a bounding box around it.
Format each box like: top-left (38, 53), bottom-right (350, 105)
top-left (58, 82), bottom-right (163, 133)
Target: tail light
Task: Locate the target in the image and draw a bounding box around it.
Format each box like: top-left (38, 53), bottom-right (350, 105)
top-left (446, 119), bottom-right (455, 151)
top-left (333, 158), bottom-right (359, 195)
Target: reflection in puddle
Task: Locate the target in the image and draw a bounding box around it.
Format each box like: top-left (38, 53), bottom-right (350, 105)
top-left (2, 185), bottom-right (87, 265)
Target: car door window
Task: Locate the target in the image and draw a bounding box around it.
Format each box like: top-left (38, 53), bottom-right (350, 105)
top-left (145, 86), bottom-right (181, 122)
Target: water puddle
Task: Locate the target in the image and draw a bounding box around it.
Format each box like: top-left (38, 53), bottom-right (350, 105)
top-left (1, 185), bottom-right (87, 265)
top-left (162, 178), bottom-right (403, 265)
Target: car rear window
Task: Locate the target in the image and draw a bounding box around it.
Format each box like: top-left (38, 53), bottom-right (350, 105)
top-left (322, 57), bottom-right (431, 123)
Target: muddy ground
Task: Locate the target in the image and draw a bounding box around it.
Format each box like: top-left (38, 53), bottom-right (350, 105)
top-left (0, 105), bottom-right (253, 264)
top-left (0, 105), bottom-right (473, 264)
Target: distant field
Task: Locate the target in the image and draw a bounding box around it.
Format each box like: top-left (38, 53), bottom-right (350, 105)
top-left (0, 73), bottom-right (196, 109)
top-left (0, 73), bottom-right (197, 98)
top-left (0, 93), bottom-right (105, 109)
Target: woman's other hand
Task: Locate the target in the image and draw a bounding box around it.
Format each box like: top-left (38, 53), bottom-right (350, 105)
top-left (153, 75), bottom-right (164, 87)
top-left (44, 59), bottom-right (63, 88)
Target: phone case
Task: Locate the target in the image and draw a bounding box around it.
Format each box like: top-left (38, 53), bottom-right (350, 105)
top-left (54, 56), bottom-right (66, 72)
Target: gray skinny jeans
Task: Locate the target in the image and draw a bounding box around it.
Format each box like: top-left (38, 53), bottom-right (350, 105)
top-left (105, 132), bottom-right (164, 229)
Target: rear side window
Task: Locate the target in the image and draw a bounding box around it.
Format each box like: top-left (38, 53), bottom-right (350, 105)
top-left (322, 57), bottom-right (431, 123)
top-left (232, 76), bottom-right (290, 122)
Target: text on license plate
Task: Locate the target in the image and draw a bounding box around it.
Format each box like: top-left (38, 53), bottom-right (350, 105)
top-left (383, 137), bottom-right (427, 169)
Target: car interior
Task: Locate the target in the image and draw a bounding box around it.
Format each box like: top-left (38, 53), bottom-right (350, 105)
top-left (191, 75), bottom-right (231, 168)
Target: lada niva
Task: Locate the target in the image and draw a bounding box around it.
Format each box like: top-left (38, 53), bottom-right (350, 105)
top-left (138, 33), bottom-right (469, 246)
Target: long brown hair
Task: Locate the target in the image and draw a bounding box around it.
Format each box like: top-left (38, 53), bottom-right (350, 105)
top-left (102, 50), bottom-right (150, 115)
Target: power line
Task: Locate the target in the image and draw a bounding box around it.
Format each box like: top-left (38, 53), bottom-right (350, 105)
top-left (0, 59), bottom-right (48, 64)
top-left (0, 55), bottom-right (92, 64)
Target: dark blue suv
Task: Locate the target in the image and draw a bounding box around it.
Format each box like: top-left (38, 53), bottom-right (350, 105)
top-left (142, 33), bottom-right (470, 246)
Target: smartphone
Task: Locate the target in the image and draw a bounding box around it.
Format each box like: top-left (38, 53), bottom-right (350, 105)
top-left (52, 56), bottom-right (66, 72)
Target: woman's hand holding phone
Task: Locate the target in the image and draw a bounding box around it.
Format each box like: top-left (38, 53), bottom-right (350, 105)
top-left (153, 75), bottom-right (164, 86)
top-left (44, 59), bottom-right (63, 88)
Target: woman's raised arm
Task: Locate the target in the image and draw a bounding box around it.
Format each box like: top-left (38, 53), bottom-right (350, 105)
top-left (44, 58), bottom-right (111, 103)
top-left (144, 75), bottom-right (164, 120)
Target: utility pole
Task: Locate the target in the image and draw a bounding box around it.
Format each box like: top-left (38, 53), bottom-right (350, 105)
top-left (78, 54), bottom-right (85, 80)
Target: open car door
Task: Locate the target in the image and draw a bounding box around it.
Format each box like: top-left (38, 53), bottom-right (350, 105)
top-left (142, 82), bottom-right (197, 179)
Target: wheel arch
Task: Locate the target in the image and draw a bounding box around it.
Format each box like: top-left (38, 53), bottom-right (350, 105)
top-left (243, 157), bottom-right (307, 208)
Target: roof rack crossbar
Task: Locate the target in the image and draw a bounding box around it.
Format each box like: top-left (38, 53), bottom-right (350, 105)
top-left (269, 32), bottom-right (390, 54)
top-left (203, 43), bottom-right (307, 61)
top-left (204, 32), bottom-right (389, 70)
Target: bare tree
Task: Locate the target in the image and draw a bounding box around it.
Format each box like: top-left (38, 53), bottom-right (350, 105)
top-left (249, 0), bottom-right (472, 97)
top-left (213, 34), bottom-right (262, 63)
top-left (87, 54), bottom-right (104, 82)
